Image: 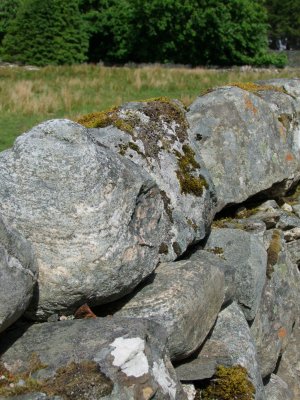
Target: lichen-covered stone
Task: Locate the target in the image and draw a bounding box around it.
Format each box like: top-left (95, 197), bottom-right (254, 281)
top-left (0, 317), bottom-right (187, 400)
top-left (251, 230), bottom-right (299, 377)
top-left (0, 119), bottom-right (167, 320)
top-left (187, 84), bottom-right (300, 212)
top-left (109, 258), bottom-right (224, 361)
top-left (86, 98), bottom-right (216, 261)
top-left (0, 215), bottom-right (37, 333)
top-left (205, 228), bottom-right (267, 320)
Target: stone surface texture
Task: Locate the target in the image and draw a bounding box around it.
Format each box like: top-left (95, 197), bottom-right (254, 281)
top-left (187, 85), bottom-right (300, 211)
top-left (89, 98), bottom-right (216, 261)
top-left (176, 302), bottom-right (265, 400)
top-left (0, 215), bottom-right (37, 333)
top-left (264, 374), bottom-right (293, 400)
top-left (111, 258), bottom-right (224, 361)
top-left (0, 119), bottom-right (168, 320)
top-left (205, 228), bottom-right (267, 320)
top-left (0, 317), bottom-right (187, 400)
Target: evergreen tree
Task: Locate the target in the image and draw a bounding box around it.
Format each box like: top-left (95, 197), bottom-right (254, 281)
top-left (2, 0), bottom-right (88, 66)
top-left (0, 0), bottom-right (21, 46)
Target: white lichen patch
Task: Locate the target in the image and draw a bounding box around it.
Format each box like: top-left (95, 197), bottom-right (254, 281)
top-left (152, 360), bottom-right (177, 399)
top-left (110, 337), bottom-right (149, 378)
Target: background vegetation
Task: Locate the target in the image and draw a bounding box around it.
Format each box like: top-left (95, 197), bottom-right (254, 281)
top-left (0, 0), bottom-right (291, 67)
top-left (0, 63), bottom-right (299, 151)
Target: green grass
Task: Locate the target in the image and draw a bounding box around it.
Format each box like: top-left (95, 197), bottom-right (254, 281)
top-left (0, 63), bottom-right (299, 151)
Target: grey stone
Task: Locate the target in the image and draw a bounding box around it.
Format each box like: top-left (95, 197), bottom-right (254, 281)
top-left (251, 231), bottom-right (299, 377)
top-left (257, 78), bottom-right (300, 98)
top-left (88, 98), bottom-right (216, 261)
top-left (187, 85), bottom-right (300, 212)
top-left (277, 319), bottom-right (300, 400)
top-left (264, 374), bottom-right (293, 400)
top-left (0, 215), bottom-right (37, 333)
top-left (287, 239), bottom-right (300, 264)
top-left (175, 302), bottom-right (265, 400)
top-left (0, 119), bottom-right (168, 320)
top-left (0, 317), bottom-right (187, 400)
top-left (205, 228), bottom-right (267, 320)
top-left (188, 249), bottom-right (235, 304)
top-left (111, 258), bottom-right (224, 361)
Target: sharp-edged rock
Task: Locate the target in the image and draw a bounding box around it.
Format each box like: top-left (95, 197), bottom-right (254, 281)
top-left (108, 258), bottom-right (224, 361)
top-left (205, 228), bottom-right (267, 320)
top-left (175, 302), bottom-right (266, 400)
top-left (0, 215), bottom-right (37, 333)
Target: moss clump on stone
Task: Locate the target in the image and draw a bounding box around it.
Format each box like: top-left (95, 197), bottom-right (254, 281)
top-left (200, 365), bottom-right (255, 400)
top-left (118, 141), bottom-right (144, 157)
top-left (175, 145), bottom-right (208, 197)
top-left (0, 359), bottom-right (113, 399)
top-left (172, 241), bottom-right (182, 257)
top-left (267, 229), bottom-right (282, 278)
top-left (159, 242), bottom-right (169, 255)
top-left (207, 247), bottom-right (224, 257)
top-left (228, 82), bottom-right (286, 94)
top-left (76, 107), bottom-right (135, 134)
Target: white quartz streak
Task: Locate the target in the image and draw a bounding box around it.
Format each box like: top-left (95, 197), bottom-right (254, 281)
top-left (110, 337), bottom-right (149, 378)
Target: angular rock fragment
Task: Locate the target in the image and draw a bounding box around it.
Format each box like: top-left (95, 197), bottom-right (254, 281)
top-left (251, 230), bottom-right (299, 377)
top-left (109, 258), bottom-right (224, 360)
top-left (0, 215), bottom-right (37, 333)
top-left (187, 84), bottom-right (300, 212)
top-left (0, 119), bottom-right (167, 320)
top-left (175, 302), bottom-right (265, 400)
top-left (205, 228), bottom-right (267, 320)
top-left (85, 98), bottom-right (216, 261)
top-left (264, 374), bottom-right (293, 400)
top-left (0, 317), bottom-right (187, 400)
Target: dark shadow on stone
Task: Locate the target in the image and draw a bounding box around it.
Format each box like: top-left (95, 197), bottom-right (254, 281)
top-left (0, 318), bottom-right (34, 356)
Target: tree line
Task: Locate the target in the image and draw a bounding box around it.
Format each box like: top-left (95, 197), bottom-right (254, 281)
top-left (0, 0), bottom-right (297, 68)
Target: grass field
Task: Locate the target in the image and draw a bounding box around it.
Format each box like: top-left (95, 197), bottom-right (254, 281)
top-left (0, 63), bottom-right (299, 151)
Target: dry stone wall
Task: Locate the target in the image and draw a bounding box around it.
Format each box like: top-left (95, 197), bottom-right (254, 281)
top-left (0, 78), bottom-right (300, 399)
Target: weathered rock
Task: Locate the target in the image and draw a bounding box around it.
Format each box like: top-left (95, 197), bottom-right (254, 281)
top-left (0, 119), bottom-right (168, 320)
top-left (187, 84), bottom-right (300, 212)
top-left (87, 98), bottom-right (216, 261)
top-left (264, 374), bottom-right (293, 400)
top-left (0, 215), bottom-right (37, 333)
top-left (277, 319), bottom-right (300, 400)
top-left (286, 239), bottom-right (300, 264)
top-left (284, 227), bottom-right (300, 242)
top-left (258, 78), bottom-right (300, 98)
top-left (205, 228), bottom-right (267, 320)
top-left (0, 317), bottom-right (187, 400)
top-left (109, 258), bottom-right (224, 361)
top-left (251, 230), bottom-right (299, 377)
top-left (175, 302), bottom-right (265, 400)
top-left (188, 249), bottom-right (235, 304)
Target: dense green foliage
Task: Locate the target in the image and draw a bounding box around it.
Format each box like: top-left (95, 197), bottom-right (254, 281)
top-left (265, 0), bottom-right (300, 49)
top-left (0, 0), bottom-right (291, 67)
top-left (0, 0), bottom-right (21, 45)
top-left (2, 0), bottom-right (88, 66)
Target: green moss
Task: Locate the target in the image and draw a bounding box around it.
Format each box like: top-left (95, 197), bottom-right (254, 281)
top-left (228, 82), bottom-right (286, 94)
top-left (267, 229), bottom-right (282, 278)
top-left (76, 107), bottom-right (134, 134)
top-left (207, 247), bottom-right (224, 256)
top-left (175, 145), bottom-right (208, 197)
top-left (200, 365), bottom-right (255, 400)
top-left (118, 141), bottom-right (144, 157)
top-left (0, 360), bottom-right (113, 399)
top-left (187, 218), bottom-right (198, 231)
top-left (159, 242), bottom-right (169, 255)
top-left (172, 241), bottom-right (182, 257)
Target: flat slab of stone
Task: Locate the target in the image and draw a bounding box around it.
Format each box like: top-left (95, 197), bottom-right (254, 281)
top-left (0, 215), bottom-right (37, 333)
top-left (175, 302), bottom-right (265, 400)
top-left (0, 317), bottom-right (187, 400)
top-left (264, 374), bottom-right (293, 400)
top-left (205, 228), bottom-right (267, 320)
top-left (0, 119), bottom-right (168, 320)
top-left (110, 258), bottom-right (224, 361)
